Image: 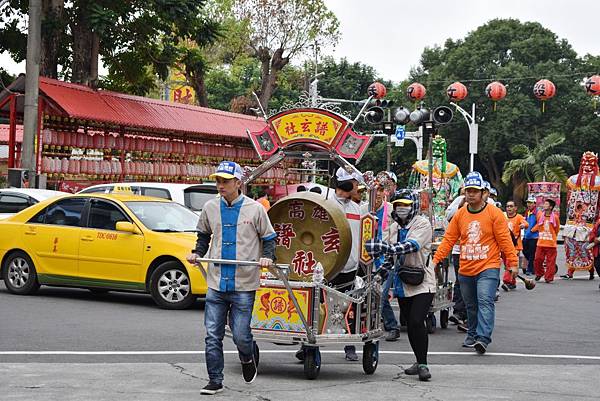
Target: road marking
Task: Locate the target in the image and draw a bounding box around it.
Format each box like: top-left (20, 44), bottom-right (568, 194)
top-left (2, 350), bottom-right (600, 360)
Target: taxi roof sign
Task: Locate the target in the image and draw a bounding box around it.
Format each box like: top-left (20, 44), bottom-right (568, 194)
top-left (112, 185), bottom-right (134, 194)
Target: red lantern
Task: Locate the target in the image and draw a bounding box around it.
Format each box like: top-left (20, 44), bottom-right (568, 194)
top-left (486, 81), bottom-right (507, 101)
top-left (585, 75), bottom-right (600, 96)
top-left (534, 79), bottom-right (556, 112)
top-left (407, 83), bottom-right (426, 101)
top-left (486, 81), bottom-right (507, 111)
top-left (447, 82), bottom-right (468, 101)
top-left (533, 79), bottom-right (556, 100)
top-left (368, 82), bottom-right (387, 99)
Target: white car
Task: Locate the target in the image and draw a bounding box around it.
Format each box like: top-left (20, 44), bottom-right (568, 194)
top-left (0, 188), bottom-right (67, 219)
top-left (78, 182), bottom-right (218, 213)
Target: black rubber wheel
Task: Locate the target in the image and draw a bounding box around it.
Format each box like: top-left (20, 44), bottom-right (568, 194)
top-left (303, 347), bottom-right (321, 380)
top-left (362, 341), bottom-right (379, 375)
top-left (149, 261), bottom-right (196, 309)
top-left (2, 251), bottom-right (40, 295)
top-left (440, 309), bottom-right (449, 329)
top-left (426, 313), bottom-right (436, 334)
top-left (253, 341), bottom-right (260, 368)
top-left (88, 288), bottom-right (110, 294)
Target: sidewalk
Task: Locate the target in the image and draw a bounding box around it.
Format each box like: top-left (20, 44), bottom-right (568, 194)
top-left (1, 362), bottom-right (597, 400)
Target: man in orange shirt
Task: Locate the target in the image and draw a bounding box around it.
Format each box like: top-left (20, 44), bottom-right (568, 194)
top-left (531, 199), bottom-right (560, 283)
top-left (432, 171), bottom-right (518, 354)
top-left (502, 200), bottom-right (529, 290)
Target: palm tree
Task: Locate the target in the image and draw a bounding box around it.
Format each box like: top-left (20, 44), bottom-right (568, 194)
top-left (502, 132), bottom-right (574, 204)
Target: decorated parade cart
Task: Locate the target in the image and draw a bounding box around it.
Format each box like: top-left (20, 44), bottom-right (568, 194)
top-left (195, 97), bottom-right (394, 379)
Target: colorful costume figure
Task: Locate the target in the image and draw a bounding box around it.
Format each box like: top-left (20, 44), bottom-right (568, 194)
top-left (564, 152), bottom-right (600, 273)
top-left (409, 135), bottom-right (462, 234)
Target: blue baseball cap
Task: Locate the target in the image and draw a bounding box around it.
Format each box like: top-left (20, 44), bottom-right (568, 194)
top-left (463, 171), bottom-right (484, 190)
top-left (210, 161), bottom-right (243, 180)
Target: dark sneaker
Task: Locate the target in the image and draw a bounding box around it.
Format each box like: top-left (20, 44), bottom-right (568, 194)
top-left (295, 348), bottom-right (305, 362)
top-left (417, 365), bottom-right (431, 381)
top-left (535, 275), bottom-right (542, 281)
top-left (241, 359), bottom-right (257, 383)
top-left (494, 290), bottom-right (500, 301)
top-left (462, 337), bottom-right (476, 348)
top-left (545, 279), bottom-right (553, 284)
top-left (448, 314), bottom-right (461, 325)
top-left (474, 341), bottom-right (487, 355)
top-left (404, 362), bottom-right (419, 375)
top-left (501, 283), bottom-right (509, 292)
top-left (560, 274), bottom-right (572, 280)
top-left (344, 346), bottom-right (358, 361)
top-left (508, 283), bottom-right (517, 290)
top-left (201, 382), bottom-right (223, 395)
top-left (590, 272), bottom-right (595, 280)
top-left (457, 323), bottom-right (468, 333)
top-left (385, 328), bottom-right (400, 342)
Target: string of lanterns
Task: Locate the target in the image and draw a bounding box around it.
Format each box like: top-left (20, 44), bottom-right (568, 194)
top-left (376, 75), bottom-right (600, 112)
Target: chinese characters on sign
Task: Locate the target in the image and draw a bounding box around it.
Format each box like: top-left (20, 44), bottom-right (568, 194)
top-left (291, 250), bottom-right (317, 277)
top-left (271, 111), bottom-right (346, 146)
top-left (321, 227), bottom-right (340, 254)
top-left (311, 206), bottom-right (329, 221)
top-left (288, 200), bottom-right (305, 219)
top-left (274, 223), bottom-right (296, 249)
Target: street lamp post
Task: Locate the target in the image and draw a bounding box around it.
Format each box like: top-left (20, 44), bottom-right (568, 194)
top-left (450, 102), bottom-right (478, 172)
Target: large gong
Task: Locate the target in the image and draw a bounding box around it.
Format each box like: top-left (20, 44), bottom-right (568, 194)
top-left (268, 192), bottom-right (352, 282)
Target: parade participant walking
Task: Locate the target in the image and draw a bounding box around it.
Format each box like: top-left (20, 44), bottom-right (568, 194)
top-left (588, 216), bottom-right (600, 290)
top-left (502, 200), bottom-right (528, 290)
top-left (297, 166), bottom-right (363, 362)
top-left (532, 199), bottom-right (560, 283)
top-left (445, 189), bottom-right (468, 332)
top-left (187, 161), bottom-right (277, 395)
top-left (522, 196), bottom-right (539, 275)
top-left (365, 189), bottom-right (434, 381)
top-left (360, 183), bottom-right (398, 341)
top-left (432, 172), bottom-right (518, 355)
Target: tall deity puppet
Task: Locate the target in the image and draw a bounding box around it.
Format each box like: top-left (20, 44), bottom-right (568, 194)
top-left (408, 135), bottom-right (462, 234)
top-left (564, 151), bottom-right (600, 272)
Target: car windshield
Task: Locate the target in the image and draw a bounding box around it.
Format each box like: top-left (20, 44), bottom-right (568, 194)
top-left (125, 201), bottom-right (200, 232)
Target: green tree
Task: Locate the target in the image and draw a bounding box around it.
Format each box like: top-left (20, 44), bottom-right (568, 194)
top-left (408, 19), bottom-right (596, 197)
top-left (502, 132), bottom-right (573, 203)
top-left (231, 0), bottom-right (340, 111)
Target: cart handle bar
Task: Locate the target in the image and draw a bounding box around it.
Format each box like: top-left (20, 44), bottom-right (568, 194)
top-left (193, 257), bottom-right (289, 271)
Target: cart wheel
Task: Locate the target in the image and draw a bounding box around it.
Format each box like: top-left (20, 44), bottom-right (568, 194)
top-left (440, 309), bottom-right (449, 329)
top-left (303, 347), bottom-right (321, 380)
top-left (253, 342), bottom-right (259, 368)
top-left (362, 341), bottom-right (379, 375)
top-left (426, 313), bottom-right (436, 334)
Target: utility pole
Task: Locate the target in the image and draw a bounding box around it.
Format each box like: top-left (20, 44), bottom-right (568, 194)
top-left (450, 102), bottom-right (478, 172)
top-left (22, 0), bottom-right (42, 182)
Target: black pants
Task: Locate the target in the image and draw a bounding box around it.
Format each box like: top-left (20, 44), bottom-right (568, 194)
top-left (451, 254), bottom-right (466, 319)
top-left (595, 255), bottom-right (600, 277)
top-left (398, 292), bottom-right (434, 365)
top-left (523, 238), bottom-right (538, 274)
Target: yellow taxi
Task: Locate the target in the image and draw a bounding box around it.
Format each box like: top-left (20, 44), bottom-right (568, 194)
top-left (0, 193), bottom-right (207, 309)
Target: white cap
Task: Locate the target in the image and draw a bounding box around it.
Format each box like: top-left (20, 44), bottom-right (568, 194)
top-left (336, 167), bottom-right (362, 182)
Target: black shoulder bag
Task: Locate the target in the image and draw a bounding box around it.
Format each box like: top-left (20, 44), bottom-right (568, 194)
top-left (397, 256), bottom-right (427, 286)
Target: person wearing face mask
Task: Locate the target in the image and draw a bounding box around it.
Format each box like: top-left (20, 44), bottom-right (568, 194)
top-left (296, 166), bottom-right (363, 362)
top-left (365, 189), bottom-right (434, 381)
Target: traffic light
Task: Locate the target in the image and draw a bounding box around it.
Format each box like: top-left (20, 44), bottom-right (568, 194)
top-left (363, 99), bottom-right (394, 124)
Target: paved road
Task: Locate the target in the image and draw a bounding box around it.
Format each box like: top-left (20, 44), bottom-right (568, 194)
top-left (1, 245), bottom-right (600, 399)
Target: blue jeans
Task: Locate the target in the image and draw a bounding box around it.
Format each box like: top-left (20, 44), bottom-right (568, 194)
top-left (205, 288), bottom-right (255, 385)
top-left (458, 268), bottom-right (500, 346)
top-left (381, 272), bottom-right (398, 331)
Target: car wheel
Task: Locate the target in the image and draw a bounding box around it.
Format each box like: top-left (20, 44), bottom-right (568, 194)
top-left (149, 261), bottom-right (196, 310)
top-left (2, 251), bottom-right (40, 295)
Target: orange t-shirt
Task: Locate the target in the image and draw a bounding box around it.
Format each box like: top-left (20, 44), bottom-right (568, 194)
top-left (433, 203), bottom-right (518, 276)
top-left (506, 213), bottom-right (528, 251)
top-left (531, 211), bottom-right (559, 248)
